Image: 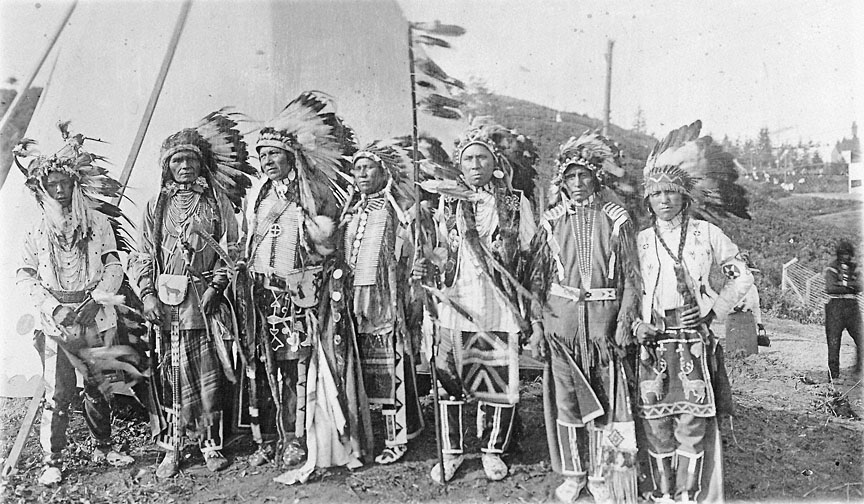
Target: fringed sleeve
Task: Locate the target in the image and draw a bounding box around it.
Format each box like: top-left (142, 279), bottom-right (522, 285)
top-left (614, 216), bottom-right (641, 348)
top-left (526, 221), bottom-right (556, 318)
top-left (399, 215), bottom-right (425, 348)
top-left (126, 198), bottom-right (158, 298)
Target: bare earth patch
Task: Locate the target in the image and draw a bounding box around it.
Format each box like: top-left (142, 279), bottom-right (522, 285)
top-left (2, 315), bottom-right (862, 503)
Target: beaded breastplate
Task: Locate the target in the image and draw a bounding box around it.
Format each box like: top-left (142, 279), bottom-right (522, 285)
top-left (345, 197), bottom-right (390, 287)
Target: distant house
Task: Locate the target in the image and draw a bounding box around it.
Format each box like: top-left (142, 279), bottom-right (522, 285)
top-left (833, 122), bottom-right (863, 192)
top-left (832, 121), bottom-right (860, 164)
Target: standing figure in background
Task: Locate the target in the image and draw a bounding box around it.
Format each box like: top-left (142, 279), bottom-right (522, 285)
top-left (417, 118), bottom-right (537, 483)
top-left (129, 112), bottom-right (254, 478)
top-left (634, 121), bottom-right (752, 503)
top-left (14, 125), bottom-right (137, 486)
top-left (528, 132), bottom-right (641, 504)
top-left (824, 239), bottom-right (862, 381)
top-left (342, 142), bottom-right (424, 464)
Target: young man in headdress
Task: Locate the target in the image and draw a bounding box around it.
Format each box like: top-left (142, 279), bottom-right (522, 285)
top-left (824, 239), bottom-right (862, 381)
top-left (527, 132), bottom-right (640, 504)
top-left (417, 119), bottom-right (536, 483)
top-left (14, 125), bottom-right (135, 485)
top-left (241, 92), bottom-right (369, 481)
top-left (340, 142), bottom-right (424, 465)
top-left (634, 121), bottom-right (752, 503)
top-left (129, 112), bottom-right (254, 478)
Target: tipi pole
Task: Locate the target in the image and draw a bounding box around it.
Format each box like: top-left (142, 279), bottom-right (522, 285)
top-left (0, 0), bottom-right (77, 136)
top-left (113, 0), bottom-right (192, 205)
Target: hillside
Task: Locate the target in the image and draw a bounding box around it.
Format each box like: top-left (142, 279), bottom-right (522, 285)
top-left (461, 90), bottom-right (655, 205)
top-left (463, 91), bottom-right (862, 323)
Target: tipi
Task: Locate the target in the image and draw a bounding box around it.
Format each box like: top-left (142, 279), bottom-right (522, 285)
top-left (0, 0), bottom-right (464, 396)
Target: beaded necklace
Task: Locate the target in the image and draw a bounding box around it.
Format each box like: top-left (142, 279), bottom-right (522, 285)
top-left (568, 203), bottom-right (596, 286)
top-left (568, 201), bottom-right (596, 369)
top-left (653, 215), bottom-right (697, 306)
top-left (52, 213), bottom-right (89, 289)
top-left (165, 191), bottom-right (201, 234)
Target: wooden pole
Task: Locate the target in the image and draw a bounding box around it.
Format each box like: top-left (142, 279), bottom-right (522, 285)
top-left (113, 0), bottom-right (192, 205)
top-left (602, 39), bottom-right (614, 136)
top-left (0, 381), bottom-right (45, 478)
top-left (408, 23), bottom-right (446, 485)
top-left (0, 0), bottom-right (77, 136)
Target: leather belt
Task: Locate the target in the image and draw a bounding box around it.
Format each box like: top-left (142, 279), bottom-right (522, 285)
top-left (549, 283), bottom-right (616, 302)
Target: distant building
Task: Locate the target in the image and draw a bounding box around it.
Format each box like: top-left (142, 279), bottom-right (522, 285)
top-left (832, 122), bottom-right (863, 192)
top-left (832, 121), bottom-right (860, 164)
top-left (845, 151), bottom-right (863, 193)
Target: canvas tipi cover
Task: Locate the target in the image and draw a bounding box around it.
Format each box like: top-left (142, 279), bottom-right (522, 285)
top-left (0, 0), bottom-right (464, 396)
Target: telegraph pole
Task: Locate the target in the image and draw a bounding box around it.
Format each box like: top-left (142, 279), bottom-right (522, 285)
top-left (602, 39), bottom-right (614, 136)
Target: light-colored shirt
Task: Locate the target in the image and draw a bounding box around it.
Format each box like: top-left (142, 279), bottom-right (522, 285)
top-left (17, 210), bottom-right (122, 336)
top-left (438, 190), bottom-right (536, 332)
top-left (638, 215), bottom-right (753, 324)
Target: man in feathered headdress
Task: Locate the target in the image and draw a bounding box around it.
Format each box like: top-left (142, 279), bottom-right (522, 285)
top-left (14, 124), bottom-right (137, 485)
top-left (128, 112), bottom-right (254, 478)
top-left (633, 120), bottom-right (751, 503)
top-left (239, 92), bottom-right (355, 475)
top-left (416, 118), bottom-right (537, 483)
top-left (337, 141), bottom-right (425, 465)
top-left (527, 132), bottom-right (641, 504)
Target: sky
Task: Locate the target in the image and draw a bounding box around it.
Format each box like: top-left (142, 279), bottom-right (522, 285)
top-left (398, 0), bottom-right (862, 146)
top-left (1, 0), bottom-right (861, 147)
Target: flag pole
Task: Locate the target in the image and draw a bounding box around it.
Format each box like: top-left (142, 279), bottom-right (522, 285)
top-left (409, 22), bottom-right (446, 485)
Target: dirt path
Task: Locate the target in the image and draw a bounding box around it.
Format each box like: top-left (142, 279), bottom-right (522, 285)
top-left (2, 315), bottom-right (862, 503)
top-left (788, 193), bottom-right (863, 202)
top-left (717, 317), bottom-right (864, 502)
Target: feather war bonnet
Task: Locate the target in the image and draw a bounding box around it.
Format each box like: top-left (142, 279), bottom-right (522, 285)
top-left (644, 120), bottom-right (750, 221)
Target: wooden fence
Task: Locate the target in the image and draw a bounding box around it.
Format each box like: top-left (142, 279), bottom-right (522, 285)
top-left (781, 257), bottom-right (864, 312)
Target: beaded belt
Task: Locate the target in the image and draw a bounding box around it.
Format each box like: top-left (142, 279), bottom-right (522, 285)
top-left (47, 288), bottom-right (89, 304)
top-left (549, 283), bottom-right (616, 302)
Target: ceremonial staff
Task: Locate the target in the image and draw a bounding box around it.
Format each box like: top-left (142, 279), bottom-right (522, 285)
top-left (407, 22), bottom-right (446, 485)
